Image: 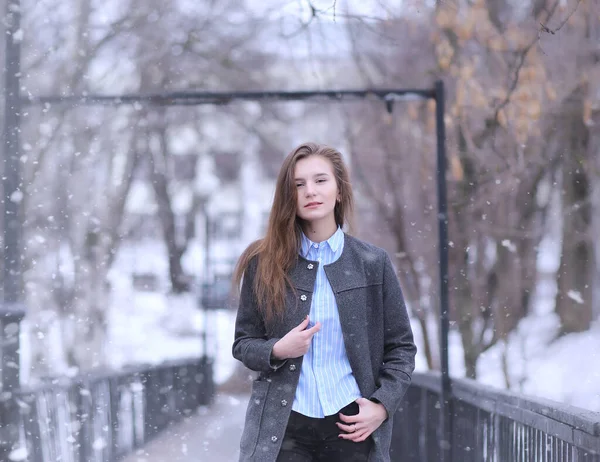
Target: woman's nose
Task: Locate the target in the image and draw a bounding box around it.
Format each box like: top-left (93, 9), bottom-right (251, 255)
top-left (305, 183), bottom-right (316, 196)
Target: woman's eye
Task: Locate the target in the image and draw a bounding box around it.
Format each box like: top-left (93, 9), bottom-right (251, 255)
top-left (296, 183), bottom-right (304, 187)
top-left (316, 179), bottom-right (326, 183)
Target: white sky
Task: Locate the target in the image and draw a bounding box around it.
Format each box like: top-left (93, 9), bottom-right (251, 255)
top-left (245, 0), bottom-right (407, 23)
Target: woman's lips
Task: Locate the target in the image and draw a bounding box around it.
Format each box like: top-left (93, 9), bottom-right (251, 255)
top-left (305, 202), bottom-right (322, 208)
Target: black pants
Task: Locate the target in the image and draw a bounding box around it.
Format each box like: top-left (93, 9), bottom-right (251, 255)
top-left (276, 401), bottom-right (373, 462)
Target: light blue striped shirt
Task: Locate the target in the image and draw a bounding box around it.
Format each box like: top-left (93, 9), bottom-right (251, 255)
top-left (293, 227), bottom-right (362, 418)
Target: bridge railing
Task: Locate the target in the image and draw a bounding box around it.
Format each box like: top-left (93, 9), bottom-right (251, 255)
top-left (391, 372), bottom-right (600, 462)
top-left (0, 357), bottom-right (214, 462)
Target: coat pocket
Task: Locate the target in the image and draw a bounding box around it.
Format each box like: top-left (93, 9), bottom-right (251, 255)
top-left (240, 379), bottom-right (270, 456)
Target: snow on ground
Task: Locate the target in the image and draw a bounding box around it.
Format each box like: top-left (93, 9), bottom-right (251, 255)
top-left (475, 315), bottom-right (600, 411)
top-left (105, 239), bottom-right (600, 411)
top-left (106, 238), bottom-right (238, 385)
top-left (412, 274), bottom-right (600, 412)
top-left (476, 274), bottom-right (600, 412)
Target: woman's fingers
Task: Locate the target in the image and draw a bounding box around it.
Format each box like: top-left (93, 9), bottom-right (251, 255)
top-left (338, 427), bottom-right (371, 442)
top-left (337, 418), bottom-right (372, 442)
top-left (337, 409), bottom-right (377, 442)
top-left (292, 316), bottom-right (310, 332)
top-left (277, 316), bottom-right (323, 358)
top-left (338, 412), bottom-right (359, 424)
top-left (305, 321), bottom-right (321, 335)
top-left (352, 430), bottom-right (371, 442)
top-left (335, 421), bottom-right (356, 433)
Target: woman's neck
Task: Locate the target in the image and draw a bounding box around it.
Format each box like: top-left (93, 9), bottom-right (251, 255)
top-left (302, 219), bottom-right (338, 243)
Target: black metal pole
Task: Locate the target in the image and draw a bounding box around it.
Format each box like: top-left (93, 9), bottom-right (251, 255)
top-left (22, 88), bottom-right (436, 107)
top-left (1, 0), bottom-right (25, 390)
top-left (435, 79), bottom-right (452, 462)
top-left (1, 1), bottom-right (25, 459)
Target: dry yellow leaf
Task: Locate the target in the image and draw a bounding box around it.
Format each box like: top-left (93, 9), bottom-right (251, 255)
top-left (461, 63), bottom-right (475, 80)
top-left (516, 89), bottom-right (532, 103)
top-left (497, 108), bottom-right (508, 127)
top-left (528, 101), bottom-right (542, 120)
top-left (427, 99), bottom-right (436, 114)
top-left (435, 37), bottom-right (455, 70)
top-left (487, 35), bottom-right (507, 51)
top-left (450, 153), bottom-right (464, 181)
top-left (427, 112), bottom-right (435, 132)
top-left (439, 56), bottom-right (452, 70)
top-left (435, 8), bottom-right (457, 29)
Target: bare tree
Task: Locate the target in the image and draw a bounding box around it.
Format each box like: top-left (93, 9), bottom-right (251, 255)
top-left (551, 0), bottom-right (599, 333)
top-left (339, 0), bottom-right (589, 381)
top-left (17, 0), bottom-right (276, 373)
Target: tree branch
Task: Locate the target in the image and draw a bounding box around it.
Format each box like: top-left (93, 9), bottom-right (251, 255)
top-left (540, 0), bottom-right (582, 34)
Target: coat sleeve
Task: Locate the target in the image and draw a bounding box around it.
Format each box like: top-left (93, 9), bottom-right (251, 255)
top-left (231, 258), bottom-right (287, 372)
top-left (370, 251), bottom-right (417, 417)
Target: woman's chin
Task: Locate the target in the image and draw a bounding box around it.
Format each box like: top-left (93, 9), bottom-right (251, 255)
top-left (300, 211), bottom-right (325, 221)
top-left (299, 213), bottom-right (337, 227)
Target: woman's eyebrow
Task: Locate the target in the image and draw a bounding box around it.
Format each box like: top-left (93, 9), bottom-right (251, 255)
top-left (294, 172), bottom-right (329, 181)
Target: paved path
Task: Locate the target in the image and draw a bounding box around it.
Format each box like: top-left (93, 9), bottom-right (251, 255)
top-left (122, 392), bottom-right (249, 462)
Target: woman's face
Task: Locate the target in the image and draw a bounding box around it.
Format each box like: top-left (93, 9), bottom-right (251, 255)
top-left (294, 155), bottom-right (340, 226)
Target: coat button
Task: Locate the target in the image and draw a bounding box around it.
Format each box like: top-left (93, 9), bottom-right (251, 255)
top-left (281, 399), bottom-right (288, 406)
top-left (307, 263), bottom-right (314, 270)
top-left (300, 294), bottom-right (307, 301)
top-left (289, 364), bottom-right (296, 371)
top-left (271, 436), bottom-right (278, 443)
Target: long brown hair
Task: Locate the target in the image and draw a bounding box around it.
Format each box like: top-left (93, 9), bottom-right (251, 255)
top-left (233, 142), bottom-right (354, 324)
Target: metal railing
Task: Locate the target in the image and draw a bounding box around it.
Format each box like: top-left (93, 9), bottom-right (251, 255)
top-left (391, 372), bottom-right (600, 462)
top-left (0, 357), bottom-right (214, 462)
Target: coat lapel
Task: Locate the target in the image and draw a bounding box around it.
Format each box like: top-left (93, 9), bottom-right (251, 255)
top-left (323, 234), bottom-right (367, 291)
top-left (284, 234), bottom-right (375, 394)
top-left (324, 235), bottom-right (373, 393)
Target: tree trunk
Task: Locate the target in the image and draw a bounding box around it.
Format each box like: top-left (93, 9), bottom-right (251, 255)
top-left (65, 229), bottom-right (110, 370)
top-left (458, 302), bottom-right (479, 380)
top-left (589, 71), bottom-right (600, 321)
top-left (554, 93), bottom-right (593, 333)
top-left (452, 127), bottom-right (483, 380)
top-left (451, 222), bottom-right (481, 379)
top-left (500, 340), bottom-right (511, 389)
top-left (394, 246), bottom-right (437, 371)
top-left (492, 245), bottom-right (525, 338)
top-left (146, 124), bottom-right (190, 293)
top-left (59, 117), bottom-right (138, 372)
top-left (454, 264), bottom-right (482, 379)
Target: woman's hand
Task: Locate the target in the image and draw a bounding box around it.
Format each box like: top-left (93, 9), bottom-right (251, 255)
top-left (336, 398), bottom-right (388, 442)
top-left (272, 316), bottom-right (321, 360)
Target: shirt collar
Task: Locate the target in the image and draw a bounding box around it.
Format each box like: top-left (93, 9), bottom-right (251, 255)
top-left (300, 226), bottom-right (344, 258)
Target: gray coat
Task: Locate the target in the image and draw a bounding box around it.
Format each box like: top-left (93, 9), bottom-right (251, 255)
top-left (232, 233), bottom-right (417, 462)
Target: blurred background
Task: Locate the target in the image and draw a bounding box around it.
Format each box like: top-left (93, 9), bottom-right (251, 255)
top-left (1, 0), bottom-right (598, 435)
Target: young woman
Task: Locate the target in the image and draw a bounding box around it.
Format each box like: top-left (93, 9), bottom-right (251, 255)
top-left (232, 142), bottom-right (416, 462)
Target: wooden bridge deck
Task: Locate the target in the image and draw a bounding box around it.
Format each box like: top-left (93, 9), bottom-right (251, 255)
top-left (122, 392), bottom-right (248, 462)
